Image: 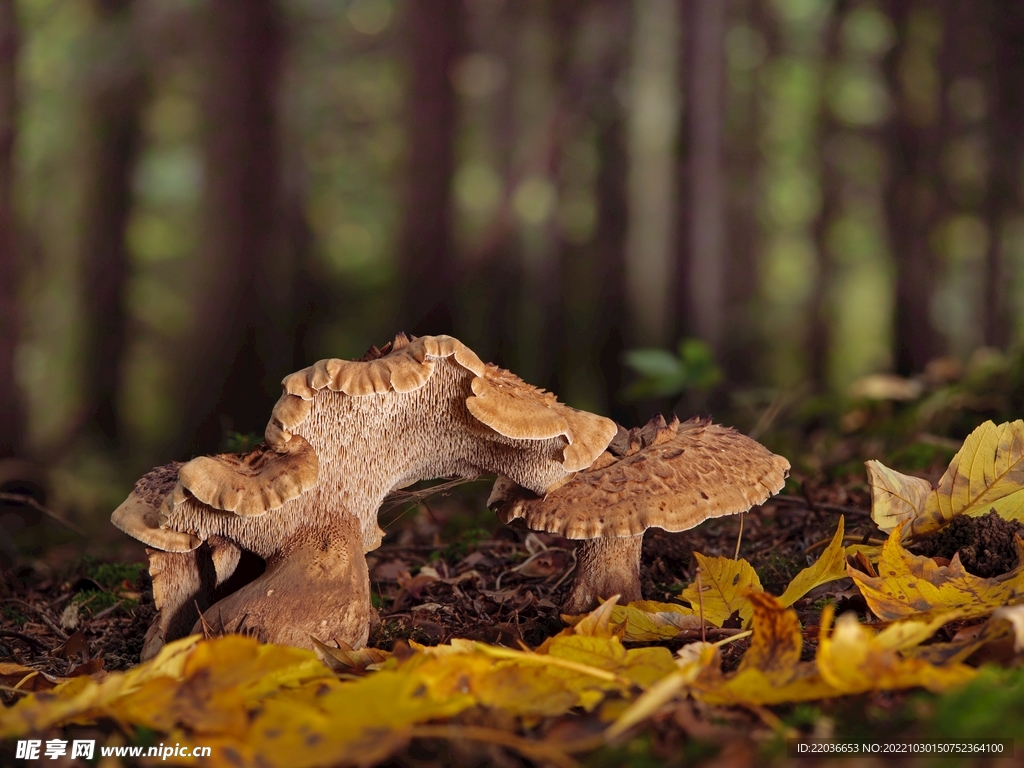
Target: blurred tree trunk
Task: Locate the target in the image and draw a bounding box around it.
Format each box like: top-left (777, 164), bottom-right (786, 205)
top-left (79, 0), bottom-right (147, 448)
top-left (398, 0), bottom-right (462, 336)
top-left (0, 0), bottom-right (20, 457)
top-left (624, 0), bottom-right (679, 349)
top-left (984, 0), bottom-right (1024, 348)
top-left (684, 0), bottom-right (726, 358)
top-left (593, 0), bottom-right (633, 425)
top-left (595, 101), bottom-right (631, 425)
top-left (809, 6), bottom-right (843, 387)
top-left (175, 0), bottom-right (285, 456)
top-left (883, 0), bottom-right (944, 374)
top-left (720, 0), bottom-right (765, 386)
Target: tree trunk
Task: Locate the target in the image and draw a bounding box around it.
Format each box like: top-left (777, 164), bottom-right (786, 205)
top-left (809, 6), bottom-right (842, 387)
top-left (984, 0), bottom-right (1024, 348)
top-left (719, 0), bottom-right (766, 387)
top-left (0, 0), bottom-right (21, 457)
top-left (175, 0), bottom-right (285, 456)
top-left (624, 0), bottom-right (680, 349)
top-left (79, 0), bottom-right (147, 448)
top-left (398, 0), bottom-right (462, 337)
top-left (594, 3), bottom-right (632, 425)
top-left (883, 0), bottom-right (944, 374)
top-left (684, 0), bottom-right (727, 358)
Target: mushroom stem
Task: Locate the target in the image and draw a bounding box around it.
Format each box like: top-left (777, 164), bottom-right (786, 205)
top-left (193, 517), bottom-right (371, 649)
top-left (564, 534), bottom-right (644, 613)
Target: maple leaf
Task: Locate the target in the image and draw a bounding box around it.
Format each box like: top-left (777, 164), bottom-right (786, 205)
top-left (778, 516), bottom-right (849, 606)
top-left (848, 521), bottom-right (1024, 620)
top-left (680, 553), bottom-right (763, 627)
top-left (868, 420), bottom-right (1024, 539)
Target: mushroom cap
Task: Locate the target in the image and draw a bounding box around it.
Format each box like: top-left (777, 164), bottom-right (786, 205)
top-left (175, 333), bottom-right (616, 520)
top-left (492, 415), bottom-right (791, 539)
top-left (110, 462), bottom-right (200, 552)
top-left (177, 438), bottom-right (319, 518)
top-left (271, 333), bottom-right (615, 474)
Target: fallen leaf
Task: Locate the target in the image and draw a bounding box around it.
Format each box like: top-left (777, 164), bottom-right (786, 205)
top-left (848, 522), bottom-right (1024, 620)
top-left (868, 420), bottom-right (1024, 539)
top-left (817, 606), bottom-right (977, 693)
top-left (681, 553), bottom-right (763, 628)
top-left (694, 593), bottom-right (835, 705)
top-left (605, 642), bottom-right (716, 739)
top-left (867, 461), bottom-right (933, 533)
top-left (778, 517), bottom-right (849, 606)
top-left (311, 638), bottom-right (391, 675)
top-left (608, 601), bottom-right (700, 642)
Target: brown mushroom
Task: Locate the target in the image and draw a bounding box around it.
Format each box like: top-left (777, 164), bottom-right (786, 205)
top-left (490, 414), bottom-right (791, 613)
top-left (113, 333), bottom-right (617, 656)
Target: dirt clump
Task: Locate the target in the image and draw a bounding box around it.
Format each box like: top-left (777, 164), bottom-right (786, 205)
top-left (915, 510), bottom-right (1024, 577)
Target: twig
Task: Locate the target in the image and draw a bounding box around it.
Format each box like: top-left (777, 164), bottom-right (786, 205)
top-left (0, 492), bottom-right (85, 535)
top-left (733, 513), bottom-right (744, 560)
top-left (91, 600), bottom-right (125, 621)
top-left (0, 628), bottom-right (49, 650)
top-left (0, 598), bottom-right (68, 641)
top-left (194, 601), bottom-right (214, 640)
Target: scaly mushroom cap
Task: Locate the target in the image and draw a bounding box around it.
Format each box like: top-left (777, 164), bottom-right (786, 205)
top-left (138, 333), bottom-right (616, 556)
top-left (110, 462), bottom-right (199, 552)
top-left (493, 415), bottom-right (791, 539)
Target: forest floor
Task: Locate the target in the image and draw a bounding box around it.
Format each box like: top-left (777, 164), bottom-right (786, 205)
top-left (4, 443), bottom-right (1023, 767)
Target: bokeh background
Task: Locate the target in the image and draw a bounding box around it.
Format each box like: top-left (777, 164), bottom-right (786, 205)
top-left (1, 0), bottom-right (1023, 541)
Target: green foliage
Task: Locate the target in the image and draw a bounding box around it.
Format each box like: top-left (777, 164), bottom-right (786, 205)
top-left (923, 665), bottom-right (1024, 740)
top-left (1, 605), bottom-right (27, 625)
top-left (220, 431), bottom-right (265, 454)
top-left (72, 589), bottom-right (135, 618)
top-left (81, 558), bottom-right (145, 590)
top-left (622, 339), bottom-right (722, 401)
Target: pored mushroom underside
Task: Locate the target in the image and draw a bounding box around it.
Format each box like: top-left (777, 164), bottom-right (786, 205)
top-left (491, 414), bottom-right (791, 613)
top-left (111, 334), bottom-right (617, 657)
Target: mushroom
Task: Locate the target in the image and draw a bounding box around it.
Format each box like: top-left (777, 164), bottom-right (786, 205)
top-left (489, 414), bottom-right (791, 613)
top-left (112, 334), bottom-right (617, 657)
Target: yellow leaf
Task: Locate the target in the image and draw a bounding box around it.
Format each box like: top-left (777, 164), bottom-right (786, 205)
top-left (867, 461), bottom-right (933, 532)
top-left (848, 522), bottom-right (1024, 620)
top-left (608, 601), bottom-right (700, 642)
top-left (817, 607), bottom-right (976, 693)
top-left (905, 617), bottom-right (1014, 666)
top-left (867, 420), bottom-right (1024, 540)
top-left (778, 517), bottom-right (849, 606)
top-left (927, 419), bottom-right (1024, 531)
top-left (605, 643), bottom-right (716, 739)
top-left (681, 553), bottom-right (763, 627)
top-left (695, 593), bottom-right (835, 705)
top-left (873, 610), bottom-right (965, 652)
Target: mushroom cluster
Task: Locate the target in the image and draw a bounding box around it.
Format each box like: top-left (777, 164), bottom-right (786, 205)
top-left (112, 334), bottom-right (616, 659)
top-left (112, 334), bottom-right (788, 658)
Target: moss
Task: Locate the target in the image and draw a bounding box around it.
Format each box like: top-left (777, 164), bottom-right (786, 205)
top-left (72, 589), bottom-right (137, 617)
top-left (80, 558), bottom-right (146, 591)
top-left (1, 604), bottom-right (27, 625)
